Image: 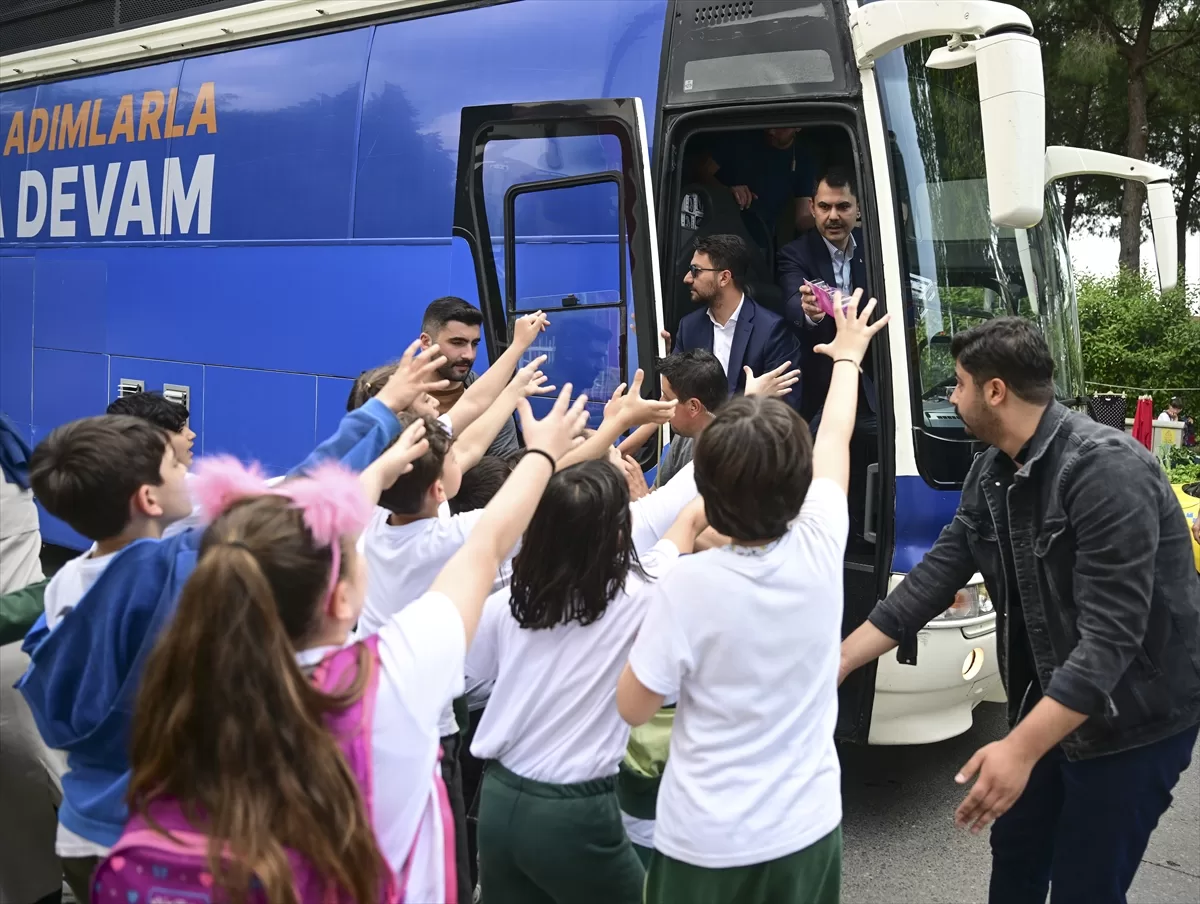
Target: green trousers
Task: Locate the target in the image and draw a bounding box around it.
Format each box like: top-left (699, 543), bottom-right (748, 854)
top-left (477, 762), bottom-right (644, 904)
top-left (644, 825), bottom-right (842, 904)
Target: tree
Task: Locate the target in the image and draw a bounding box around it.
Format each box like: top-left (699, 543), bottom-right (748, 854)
top-left (1077, 271), bottom-right (1200, 413)
top-left (1030, 1), bottom-right (1200, 275)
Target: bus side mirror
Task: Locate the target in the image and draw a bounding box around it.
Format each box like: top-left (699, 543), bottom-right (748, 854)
top-left (926, 33), bottom-right (1046, 230)
top-left (851, 2), bottom-right (1046, 230)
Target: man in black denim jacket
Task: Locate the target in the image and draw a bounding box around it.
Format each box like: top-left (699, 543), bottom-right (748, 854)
top-left (840, 318), bottom-right (1200, 904)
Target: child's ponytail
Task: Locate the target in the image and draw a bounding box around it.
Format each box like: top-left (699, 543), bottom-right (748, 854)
top-left (129, 494), bottom-right (383, 904)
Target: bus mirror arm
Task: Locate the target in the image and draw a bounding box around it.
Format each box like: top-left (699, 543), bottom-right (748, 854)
top-left (851, 2), bottom-right (1045, 231)
top-left (1044, 147), bottom-right (1178, 291)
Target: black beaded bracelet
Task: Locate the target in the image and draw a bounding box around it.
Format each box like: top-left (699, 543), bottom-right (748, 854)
top-left (833, 358), bottom-right (863, 373)
top-left (523, 448), bottom-right (557, 473)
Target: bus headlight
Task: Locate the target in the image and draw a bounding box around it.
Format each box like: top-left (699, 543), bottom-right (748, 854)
top-left (888, 573), bottom-right (994, 621)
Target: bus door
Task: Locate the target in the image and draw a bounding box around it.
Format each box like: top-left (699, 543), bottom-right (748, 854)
top-left (453, 99), bottom-right (665, 449)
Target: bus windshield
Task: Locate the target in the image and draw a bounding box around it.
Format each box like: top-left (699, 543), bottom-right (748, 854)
top-left (877, 42), bottom-right (1084, 488)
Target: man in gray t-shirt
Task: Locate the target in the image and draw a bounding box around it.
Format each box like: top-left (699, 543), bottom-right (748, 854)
top-left (650, 350), bottom-right (802, 489)
top-left (654, 434), bottom-right (695, 489)
top-left (653, 351), bottom-right (729, 488)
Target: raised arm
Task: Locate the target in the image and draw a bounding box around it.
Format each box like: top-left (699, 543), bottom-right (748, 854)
top-left (556, 370), bottom-right (675, 470)
top-left (617, 422), bottom-right (659, 458)
top-left (841, 502), bottom-right (979, 684)
top-left (358, 418), bottom-right (430, 505)
top-left (431, 386), bottom-right (589, 647)
top-left (810, 289), bottom-right (888, 493)
top-left (445, 311), bottom-right (549, 436)
top-left (454, 355), bottom-right (553, 471)
top-left (289, 341), bottom-right (448, 477)
top-left (661, 495), bottom-right (710, 555)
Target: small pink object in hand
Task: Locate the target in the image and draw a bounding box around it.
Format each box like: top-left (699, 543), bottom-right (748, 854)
top-left (804, 279), bottom-right (853, 319)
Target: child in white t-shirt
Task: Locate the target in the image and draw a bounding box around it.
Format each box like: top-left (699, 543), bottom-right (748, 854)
top-left (118, 384), bottom-right (591, 904)
top-left (617, 289), bottom-right (890, 904)
top-left (465, 458), bottom-right (706, 904)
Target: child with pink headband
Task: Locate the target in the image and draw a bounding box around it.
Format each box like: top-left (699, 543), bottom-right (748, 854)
top-left (103, 385), bottom-right (590, 904)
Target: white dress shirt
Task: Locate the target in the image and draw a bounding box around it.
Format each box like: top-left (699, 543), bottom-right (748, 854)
top-left (708, 295), bottom-right (744, 373)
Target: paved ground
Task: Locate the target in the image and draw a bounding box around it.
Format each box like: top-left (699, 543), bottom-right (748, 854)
top-left (839, 703), bottom-right (1200, 904)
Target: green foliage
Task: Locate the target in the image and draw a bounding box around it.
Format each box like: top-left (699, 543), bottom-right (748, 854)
top-left (1162, 446), bottom-right (1200, 485)
top-left (1077, 271), bottom-right (1200, 413)
top-left (1027, 1), bottom-right (1200, 254)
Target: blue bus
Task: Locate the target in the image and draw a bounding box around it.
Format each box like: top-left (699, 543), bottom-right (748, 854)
top-left (2, 0), bottom-right (1160, 745)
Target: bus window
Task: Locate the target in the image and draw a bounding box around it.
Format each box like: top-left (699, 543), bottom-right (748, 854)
top-left (453, 98), bottom-right (664, 437)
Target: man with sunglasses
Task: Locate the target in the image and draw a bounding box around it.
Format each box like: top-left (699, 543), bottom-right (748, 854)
top-left (670, 234), bottom-right (802, 412)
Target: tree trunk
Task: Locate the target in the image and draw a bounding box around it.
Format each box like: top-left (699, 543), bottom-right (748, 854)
top-left (1063, 177), bottom-right (1080, 236)
top-left (1117, 0), bottom-right (1160, 274)
top-left (1119, 69), bottom-right (1150, 273)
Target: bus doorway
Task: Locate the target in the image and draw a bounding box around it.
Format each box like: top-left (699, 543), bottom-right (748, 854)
top-left (656, 113), bottom-right (895, 743)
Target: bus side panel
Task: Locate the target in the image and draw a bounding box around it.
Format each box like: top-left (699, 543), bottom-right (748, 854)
top-left (317, 376), bottom-right (356, 445)
top-left (107, 356), bottom-right (205, 446)
top-left (0, 258), bottom-right (34, 437)
top-left (32, 348), bottom-right (110, 548)
top-left (96, 244), bottom-right (456, 377)
top-left (893, 476), bottom-right (963, 572)
top-left (203, 367), bottom-right (318, 478)
top-left (354, 0), bottom-right (667, 241)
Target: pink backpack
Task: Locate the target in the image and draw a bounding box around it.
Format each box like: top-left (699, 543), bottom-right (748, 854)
top-left (91, 635), bottom-right (458, 903)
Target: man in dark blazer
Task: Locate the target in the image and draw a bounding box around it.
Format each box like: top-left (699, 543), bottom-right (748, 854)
top-left (670, 234), bottom-right (802, 410)
top-left (778, 165), bottom-right (875, 427)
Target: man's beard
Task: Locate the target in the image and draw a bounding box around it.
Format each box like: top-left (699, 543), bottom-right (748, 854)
top-left (438, 360), bottom-right (472, 383)
top-left (690, 285), bottom-right (718, 307)
top-left (956, 401), bottom-right (999, 445)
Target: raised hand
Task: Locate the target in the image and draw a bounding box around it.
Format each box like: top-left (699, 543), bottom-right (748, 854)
top-left (621, 454), bottom-right (650, 501)
top-left (604, 382), bottom-right (628, 422)
top-left (512, 310), bottom-right (550, 351)
top-left (360, 417), bottom-right (430, 502)
top-left (812, 288), bottom-right (890, 367)
top-left (517, 384), bottom-right (590, 462)
top-left (744, 361), bottom-right (801, 398)
top-left (507, 354), bottom-right (556, 399)
top-left (410, 392), bottom-right (440, 419)
top-left (616, 369), bottom-right (676, 427)
top-left (377, 341), bottom-right (450, 413)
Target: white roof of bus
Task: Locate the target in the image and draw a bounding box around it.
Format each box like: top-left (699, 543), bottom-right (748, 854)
top-left (1, 0), bottom-right (440, 87)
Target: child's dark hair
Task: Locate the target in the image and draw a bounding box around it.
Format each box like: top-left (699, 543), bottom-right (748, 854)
top-left (509, 459), bottom-right (647, 630)
top-left (377, 412), bottom-right (454, 515)
top-left (657, 350), bottom-right (728, 413)
top-left (346, 363), bottom-right (396, 412)
top-left (129, 493), bottom-right (385, 904)
top-left (106, 390), bottom-right (190, 433)
top-left (449, 455), bottom-right (514, 515)
top-left (694, 396), bottom-right (813, 541)
top-left (29, 415), bottom-right (169, 541)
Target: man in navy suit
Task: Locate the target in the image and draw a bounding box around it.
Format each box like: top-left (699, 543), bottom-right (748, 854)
top-left (669, 234), bottom-right (802, 410)
top-left (778, 166), bottom-right (875, 427)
